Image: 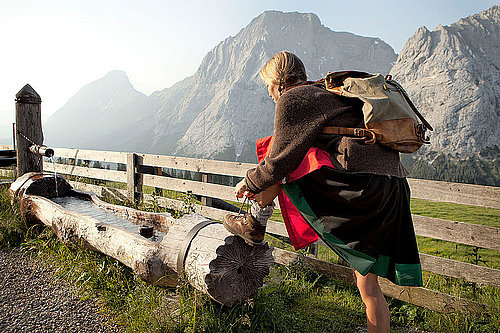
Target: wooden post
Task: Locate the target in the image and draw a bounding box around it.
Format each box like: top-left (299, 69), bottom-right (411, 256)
top-left (127, 153), bottom-right (143, 203)
top-left (15, 84), bottom-right (43, 177)
top-left (136, 155), bottom-right (144, 202)
top-left (309, 243), bottom-right (319, 258)
top-left (200, 173), bottom-right (213, 206)
top-left (127, 153), bottom-right (135, 202)
top-left (12, 123), bottom-right (16, 151)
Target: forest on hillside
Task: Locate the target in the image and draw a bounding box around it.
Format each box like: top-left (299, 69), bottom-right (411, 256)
top-left (402, 147), bottom-right (500, 187)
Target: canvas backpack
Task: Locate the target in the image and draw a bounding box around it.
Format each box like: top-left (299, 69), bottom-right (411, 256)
top-left (319, 71), bottom-right (433, 153)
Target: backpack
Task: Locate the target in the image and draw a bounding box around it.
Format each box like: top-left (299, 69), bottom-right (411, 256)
top-left (319, 71), bottom-right (433, 153)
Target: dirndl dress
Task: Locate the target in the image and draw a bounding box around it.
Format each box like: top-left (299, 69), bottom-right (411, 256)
top-left (256, 136), bottom-right (423, 287)
top-left (282, 167), bottom-right (423, 287)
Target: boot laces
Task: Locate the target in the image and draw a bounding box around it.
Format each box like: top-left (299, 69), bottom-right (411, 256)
top-left (237, 196), bottom-right (250, 217)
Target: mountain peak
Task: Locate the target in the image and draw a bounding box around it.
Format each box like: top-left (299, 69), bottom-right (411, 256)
top-left (46, 9), bottom-right (398, 159)
top-left (391, 4), bottom-right (500, 156)
top-left (247, 10), bottom-right (322, 35)
top-left (475, 3), bottom-right (499, 19)
top-left (257, 10), bottom-right (320, 23)
top-left (99, 70), bottom-right (131, 85)
top-left (104, 70), bottom-right (128, 79)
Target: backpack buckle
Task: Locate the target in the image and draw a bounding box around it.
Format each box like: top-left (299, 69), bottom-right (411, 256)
top-left (354, 128), bottom-right (377, 144)
top-left (353, 128), bottom-right (365, 137)
top-left (415, 124), bottom-right (430, 144)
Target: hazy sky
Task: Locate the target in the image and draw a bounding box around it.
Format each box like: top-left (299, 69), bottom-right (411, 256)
top-left (0, 0), bottom-right (498, 132)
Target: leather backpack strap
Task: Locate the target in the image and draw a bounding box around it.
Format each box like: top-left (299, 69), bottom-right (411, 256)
top-left (327, 87), bottom-right (342, 95)
top-left (322, 126), bottom-right (356, 136)
top-left (322, 126), bottom-right (377, 144)
top-left (384, 78), bottom-right (434, 131)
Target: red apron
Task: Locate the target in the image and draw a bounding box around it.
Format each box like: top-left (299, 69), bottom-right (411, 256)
top-left (255, 136), bottom-right (335, 250)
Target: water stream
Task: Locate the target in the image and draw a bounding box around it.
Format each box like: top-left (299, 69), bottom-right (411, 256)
top-left (50, 157), bottom-right (59, 198)
top-left (51, 196), bottom-right (166, 242)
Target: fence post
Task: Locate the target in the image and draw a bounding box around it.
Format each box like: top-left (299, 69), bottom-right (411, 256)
top-left (201, 173), bottom-right (213, 206)
top-left (127, 153), bottom-right (143, 204)
top-left (15, 84), bottom-right (43, 177)
top-left (12, 123), bottom-right (16, 151)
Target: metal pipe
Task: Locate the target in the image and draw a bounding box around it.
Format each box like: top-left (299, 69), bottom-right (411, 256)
top-left (29, 145), bottom-right (54, 158)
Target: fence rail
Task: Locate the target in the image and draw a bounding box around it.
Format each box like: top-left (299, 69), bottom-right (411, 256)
top-left (407, 178), bottom-right (500, 209)
top-left (3, 146), bottom-right (498, 313)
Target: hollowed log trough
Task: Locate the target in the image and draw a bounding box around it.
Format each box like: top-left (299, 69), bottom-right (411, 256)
top-left (9, 172), bottom-right (274, 306)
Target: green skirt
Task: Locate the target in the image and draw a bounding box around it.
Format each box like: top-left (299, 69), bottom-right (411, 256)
top-left (282, 167), bottom-right (422, 287)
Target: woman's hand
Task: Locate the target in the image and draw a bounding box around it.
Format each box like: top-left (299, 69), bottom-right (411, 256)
top-left (234, 179), bottom-right (255, 199)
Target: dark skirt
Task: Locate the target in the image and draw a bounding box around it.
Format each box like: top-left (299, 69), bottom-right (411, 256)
top-left (282, 167), bottom-right (422, 286)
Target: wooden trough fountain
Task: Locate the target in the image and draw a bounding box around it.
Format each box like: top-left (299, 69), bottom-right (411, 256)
top-left (9, 172), bottom-right (274, 306)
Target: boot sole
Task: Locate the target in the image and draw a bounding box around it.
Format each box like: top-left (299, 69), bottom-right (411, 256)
top-left (222, 220), bottom-right (264, 246)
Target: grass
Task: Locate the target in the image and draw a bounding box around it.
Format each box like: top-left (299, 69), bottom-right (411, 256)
top-left (0, 175), bottom-right (499, 332)
top-left (410, 199), bottom-right (500, 274)
top-left (410, 198), bottom-right (500, 228)
top-left (0, 183), bottom-right (26, 248)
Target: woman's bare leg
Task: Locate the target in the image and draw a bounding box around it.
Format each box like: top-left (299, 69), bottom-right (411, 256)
top-left (353, 270), bottom-right (390, 333)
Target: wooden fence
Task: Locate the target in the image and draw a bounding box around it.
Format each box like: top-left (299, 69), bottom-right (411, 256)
top-left (1, 145), bottom-right (499, 314)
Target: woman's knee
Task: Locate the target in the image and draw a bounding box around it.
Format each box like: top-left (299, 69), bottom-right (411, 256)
top-left (354, 272), bottom-right (381, 296)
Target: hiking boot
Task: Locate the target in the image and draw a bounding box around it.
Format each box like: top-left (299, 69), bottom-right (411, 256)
top-left (223, 213), bottom-right (266, 245)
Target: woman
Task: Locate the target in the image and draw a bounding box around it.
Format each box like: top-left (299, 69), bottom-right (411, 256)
top-left (223, 51), bottom-right (422, 333)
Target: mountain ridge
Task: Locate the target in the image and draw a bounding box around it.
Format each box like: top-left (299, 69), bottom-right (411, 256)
top-left (44, 10), bottom-right (398, 160)
top-left (44, 6), bottom-right (499, 170)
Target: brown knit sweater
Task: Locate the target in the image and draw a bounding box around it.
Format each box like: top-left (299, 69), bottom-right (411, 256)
top-left (245, 84), bottom-right (408, 194)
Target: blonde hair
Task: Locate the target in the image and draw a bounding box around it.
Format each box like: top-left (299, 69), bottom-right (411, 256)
top-left (259, 51), bottom-right (307, 93)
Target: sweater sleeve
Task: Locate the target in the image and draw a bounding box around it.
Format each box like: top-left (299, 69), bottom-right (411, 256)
top-left (245, 89), bottom-right (328, 193)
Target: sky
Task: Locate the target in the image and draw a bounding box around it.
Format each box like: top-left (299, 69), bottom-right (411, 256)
top-left (0, 0), bottom-right (498, 140)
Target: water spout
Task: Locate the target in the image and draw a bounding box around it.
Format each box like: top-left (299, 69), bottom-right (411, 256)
top-left (29, 144), bottom-right (54, 158)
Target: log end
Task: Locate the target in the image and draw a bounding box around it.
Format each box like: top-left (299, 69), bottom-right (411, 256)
top-left (205, 235), bottom-right (274, 306)
top-left (9, 172), bottom-right (72, 200)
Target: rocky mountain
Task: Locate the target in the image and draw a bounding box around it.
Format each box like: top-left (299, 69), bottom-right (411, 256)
top-left (148, 11), bottom-right (397, 161)
top-left (44, 70), bottom-right (150, 149)
top-left (44, 11), bottom-right (397, 160)
top-left (390, 5), bottom-right (500, 158)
